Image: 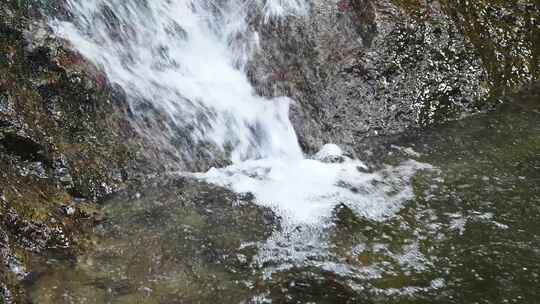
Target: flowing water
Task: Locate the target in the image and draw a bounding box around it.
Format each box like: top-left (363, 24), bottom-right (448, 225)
top-left (24, 101), bottom-right (540, 303)
top-left (51, 0), bottom-right (429, 227)
top-left (53, 0), bottom-right (307, 163)
top-left (23, 0), bottom-right (540, 303)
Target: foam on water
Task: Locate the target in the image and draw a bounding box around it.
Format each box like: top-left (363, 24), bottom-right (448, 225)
top-left (198, 145), bottom-right (431, 225)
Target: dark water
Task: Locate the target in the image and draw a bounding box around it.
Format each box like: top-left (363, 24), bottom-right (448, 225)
top-left (24, 96), bottom-right (540, 303)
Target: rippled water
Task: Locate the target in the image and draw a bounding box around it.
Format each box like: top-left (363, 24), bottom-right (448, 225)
top-left (24, 100), bottom-right (540, 303)
top-left (31, 0), bottom-right (540, 302)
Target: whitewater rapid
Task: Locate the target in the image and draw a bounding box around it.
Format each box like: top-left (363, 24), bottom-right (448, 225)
top-left (52, 0), bottom-right (430, 226)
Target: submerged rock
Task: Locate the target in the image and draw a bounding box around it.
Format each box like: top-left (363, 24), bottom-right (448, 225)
top-left (24, 176), bottom-right (278, 303)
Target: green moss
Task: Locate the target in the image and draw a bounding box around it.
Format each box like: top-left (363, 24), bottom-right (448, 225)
top-left (392, 0), bottom-right (426, 16)
top-left (390, 0), bottom-right (539, 116)
top-left (440, 0), bottom-right (539, 94)
top-left (0, 5), bottom-right (153, 301)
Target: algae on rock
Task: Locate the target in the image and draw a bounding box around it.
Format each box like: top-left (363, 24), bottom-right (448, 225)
top-left (0, 2), bottom-right (161, 302)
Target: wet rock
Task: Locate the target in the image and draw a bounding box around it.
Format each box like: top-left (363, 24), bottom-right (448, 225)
top-left (313, 143), bottom-right (348, 163)
top-left (0, 2), bottom-right (166, 301)
top-left (61, 205), bottom-right (76, 216)
top-left (22, 20), bottom-right (52, 53)
top-left (442, 0), bottom-right (539, 93)
top-left (0, 133), bottom-right (47, 163)
top-left (248, 0), bottom-right (539, 152)
top-left (1, 200), bottom-right (69, 252)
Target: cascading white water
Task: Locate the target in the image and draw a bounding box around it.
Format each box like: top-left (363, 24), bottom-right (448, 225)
top-left (52, 0), bottom-right (430, 226)
top-left (54, 0), bottom-right (306, 163)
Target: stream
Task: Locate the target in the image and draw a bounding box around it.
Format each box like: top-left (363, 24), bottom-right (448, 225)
top-left (20, 0), bottom-right (540, 303)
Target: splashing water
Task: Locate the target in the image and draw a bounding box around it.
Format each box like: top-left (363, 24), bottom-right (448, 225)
top-left (52, 0), bottom-right (430, 227)
top-left (199, 148), bottom-right (431, 225)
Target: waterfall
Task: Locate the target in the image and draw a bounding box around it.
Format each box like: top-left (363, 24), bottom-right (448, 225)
top-left (52, 0), bottom-right (429, 226)
top-left (53, 0), bottom-right (307, 163)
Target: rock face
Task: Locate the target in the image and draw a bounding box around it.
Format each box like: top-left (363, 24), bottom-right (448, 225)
top-left (248, 0), bottom-right (539, 153)
top-left (0, 2), bottom-right (162, 302)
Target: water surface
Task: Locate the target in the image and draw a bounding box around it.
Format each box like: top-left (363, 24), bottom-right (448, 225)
top-left (25, 99), bottom-right (540, 303)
